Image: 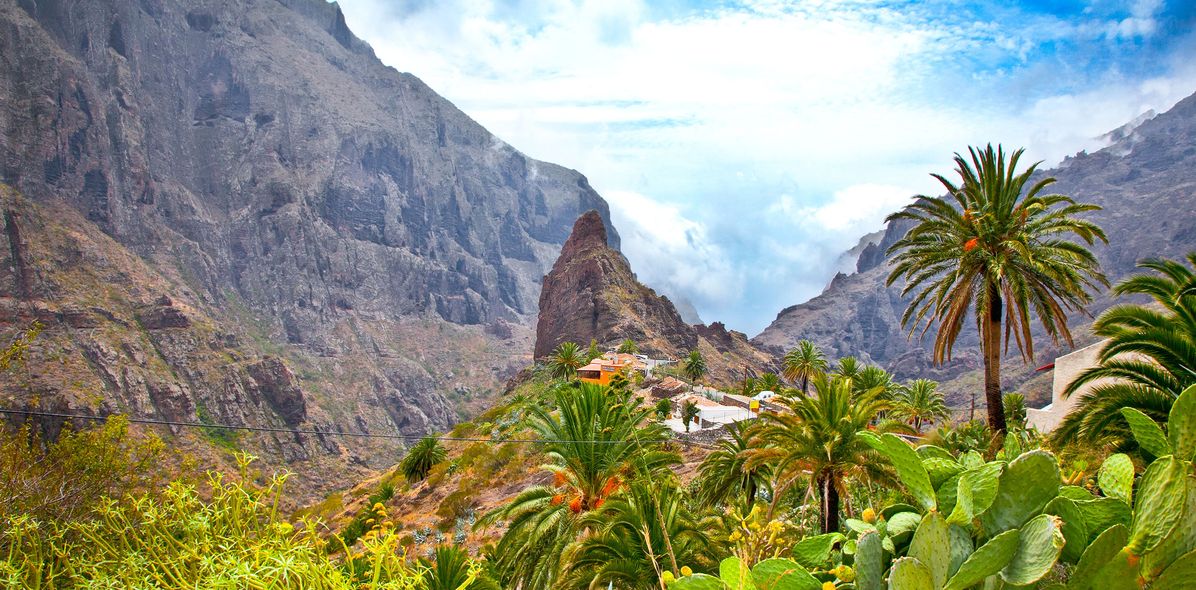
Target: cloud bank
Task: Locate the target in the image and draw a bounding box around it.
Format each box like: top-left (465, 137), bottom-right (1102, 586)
top-left (338, 0), bottom-right (1196, 334)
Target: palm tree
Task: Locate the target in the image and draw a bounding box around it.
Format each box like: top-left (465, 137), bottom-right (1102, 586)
top-left (548, 341), bottom-right (585, 381)
top-left (755, 373), bottom-right (783, 394)
top-left (478, 383), bottom-right (678, 589)
top-left (886, 144), bottom-right (1107, 434)
top-left (419, 545), bottom-right (481, 590)
top-left (399, 436), bottom-right (447, 483)
top-left (1053, 254), bottom-right (1196, 451)
top-left (696, 420), bottom-right (771, 508)
top-left (749, 374), bottom-right (902, 533)
top-left (1002, 392), bottom-right (1027, 429)
top-left (892, 379), bottom-right (949, 431)
top-left (854, 365), bottom-right (897, 399)
top-left (781, 340), bottom-right (828, 394)
top-left (834, 356), bottom-right (862, 382)
top-left (563, 481), bottom-right (711, 589)
top-left (681, 400), bottom-right (701, 432)
top-left (683, 350), bottom-right (707, 386)
top-left (585, 338), bottom-right (603, 362)
top-left (618, 338), bottom-right (639, 354)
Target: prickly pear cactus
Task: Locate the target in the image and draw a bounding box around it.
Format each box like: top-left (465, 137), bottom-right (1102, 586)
top-left (790, 533), bottom-right (845, 570)
top-left (1067, 524), bottom-right (1128, 590)
top-left (998, 514), bottom-right (1065, 586)
top-left (854, 530), bottom-right (885, 590)
top-left (721, 557), bottom-right (756, 590)
top-left (751, 558), bottom-right (820, 590)
top-left (1097, 453), bottom-right (1134, 505)
top-left (1128, 456), bottom-right (1188, 555)
top-left (909, 511), bottom-right (950, 589)
top-left (1120, 407), bottom-right (1172, 459)
top-left (862, 433), bottom-right (937, 512)
top-left (1168, 383), bottom-right (1196, 460)
top-left (942, 529), bottom-right (1019, 590)
top-left (1043, 496), bottom-right (1088, 563)
top-left (887, 557), bottom-right (934, 590)
top-left (978, 451), bottom-right (1059, 534)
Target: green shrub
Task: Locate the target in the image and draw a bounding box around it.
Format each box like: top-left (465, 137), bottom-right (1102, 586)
top-left (400, 436), bottom-right (447, 483)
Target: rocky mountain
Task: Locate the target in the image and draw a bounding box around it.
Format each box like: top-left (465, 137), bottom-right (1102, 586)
top-left (754, 91), bottom-right (1196, 406)
top-left (536, 211), bottom-right (773, 385)
top-left (0, 0), bottom-right (619, 500)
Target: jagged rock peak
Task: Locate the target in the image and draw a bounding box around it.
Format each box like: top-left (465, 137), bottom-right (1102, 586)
top-left (561, 209), bottom-right (610, 255)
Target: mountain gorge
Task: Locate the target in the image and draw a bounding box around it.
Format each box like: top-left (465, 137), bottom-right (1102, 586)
top-left (754, 92), bottom-right (1196, 406)
top-left (0, 0), bottom-right (619, 499)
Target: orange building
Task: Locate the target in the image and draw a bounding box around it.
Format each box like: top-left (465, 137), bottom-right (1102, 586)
top-left (577, 352), bottom-right (646, 386)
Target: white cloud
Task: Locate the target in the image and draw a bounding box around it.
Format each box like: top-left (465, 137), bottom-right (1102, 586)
top-left (337, 0), bottom-right (1196, 334)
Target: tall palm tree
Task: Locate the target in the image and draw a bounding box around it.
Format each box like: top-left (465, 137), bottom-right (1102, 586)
top-left (696, 420), bottom-right (771, 508)
top-left (478, 383), bottom-right (678, 589)
top-left (855, 365), bottom-right (897, 399)
top-left (755, 373), bottom-right (783, 394)
top-left (749, 375), bottom-right (902, 533)
top-left (563, 481), bottom-right (712, 589)
top-left (1053, 254), bottom-right (1196, 451)
top-left (781, 340), bottom-right (828, 394)
top-left (683, 350), bottom-right (707, 386)
top-left (549, 341), bottom-right (585, 381)
top-left (886, 144), bottom-right (1107, 434)
top-left (892, 379), bottom-right (949, 431)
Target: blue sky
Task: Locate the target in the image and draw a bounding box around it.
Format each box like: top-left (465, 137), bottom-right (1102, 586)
top-left (338, 0), bottom-right (1196, 334)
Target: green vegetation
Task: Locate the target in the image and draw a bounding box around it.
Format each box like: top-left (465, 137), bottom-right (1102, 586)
top-left (893, 379), bottom-right (950, 432)
top-left (549, 341), bottom-right (585, 381)
top-left (885, 144), bottom-right (1107, 434)
top-left (401, 436), bottom-right (448, 483)
top-left (619, 338), bottom-right (640, 354)
top-left (782, 340), bottom-right (828, 395)
top-left (681, 399), bottom-right (701, 432)
top-left (684, 350), bottom-right (708, 385)
top-left (1054, 253), bottom-right (1196, 453)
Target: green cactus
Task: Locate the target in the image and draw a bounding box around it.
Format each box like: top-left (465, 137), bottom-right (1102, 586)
top-left (1128, 456), bottom-right (1188, 555)
top-left (909, 511), bottom-right (950, 590)
top-left (887, 512), bottom-right (923, 546)
top-left (936, 472), bottom-right (962, 516)
top-left (959, 451), bottom-right (983, 470)
top-left (1067, 523), bottom-right (1128, 590)
top-left (1091, 548), bottom-right (1140, 590)
top-left (1120, 407), bottom-right (1172, 459)
top-left (1073, 497), bottom-right (1132, 544)
top-left (1140, 473), bottom-right (1196, 582)
top-left (916, 445), bottom-right (957, 462)
top-left (1043, 497), bottom-right (1089, 563)
top-left (751, 558), bottom-right (821, 590)
top-left (947, 525), bottom-right (972, 579)
top-left (790, 533), bottom-right (845, 570)
top-left (946, 461), bottom-right (1002, 527)
top-left (855, 530), bottom-right (885, 590)
top-left (942, 529), bottom-right (1019, 590)
top-left (999, 514), bottom-right (1066, 586)
top-left (924, 458), bottom-right (965, 489)
top-left (1059, 485), bottom-right (1094, 501)
top-left (861, 432), bottom-right (937, 512)
top-left (888, 557), bottom-right (934, 590)
top-left (670, 573), bottom-right (726, 590)
top-left (1097, 453), bottom-right (1135, 505)
top-left (979, 451), bottom-right (1060, 534)
top-left (721, 557), bottom-right (756, 590)
top-left (1153, 547), bottom-right (1196, 590)
top-left (1168, 383), bottom-right (1196, 461)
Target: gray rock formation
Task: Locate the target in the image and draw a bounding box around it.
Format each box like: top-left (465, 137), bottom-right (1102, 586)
top-left (755, 91), bottom-right (1196, 404)
top-left (0, 0), bottom-right (619, 499)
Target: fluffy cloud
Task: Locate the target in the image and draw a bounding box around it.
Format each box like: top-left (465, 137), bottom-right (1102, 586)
top-left (338, 0), bottom-right (1196, 334)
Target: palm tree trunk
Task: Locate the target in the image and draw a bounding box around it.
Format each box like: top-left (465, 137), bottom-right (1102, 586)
top-left (801, 375), bottom-right (809, 396)
top-left (984, 281), bottom-right (1008, 434)
top-left (819, 472), bottom-right (840, 533)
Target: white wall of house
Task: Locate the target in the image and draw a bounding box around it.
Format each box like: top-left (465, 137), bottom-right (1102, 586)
top-left (1027, 340), bottom-right (1109, 432)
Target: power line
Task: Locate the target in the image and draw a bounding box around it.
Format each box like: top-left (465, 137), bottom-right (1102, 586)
top-left (0, 407), bottom-right (718, 447)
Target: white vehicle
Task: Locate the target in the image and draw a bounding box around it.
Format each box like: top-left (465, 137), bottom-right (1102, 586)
top-left (753, 390), bottom-right (778, 402)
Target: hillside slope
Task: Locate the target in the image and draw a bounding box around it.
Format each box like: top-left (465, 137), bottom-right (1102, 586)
top-left (0, 0), bottom-right (619, 498)
top-left (755, 91), bottom-right (1196, 405)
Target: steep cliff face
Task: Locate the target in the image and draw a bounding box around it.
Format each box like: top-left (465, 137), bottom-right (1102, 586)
top-left (536, 211), bottom-right (773, 385)
top-left (754, 91), bottom-right (1196, 403)
top-left (0, 0), bottom-right (619, 499)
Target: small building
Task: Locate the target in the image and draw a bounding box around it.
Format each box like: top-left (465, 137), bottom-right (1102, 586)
top-left (1027, 340), bottom-right (1111, 432)
top-left (578, 352), bottom-right (646, 386)
top-left (650, 376), bottom-right (689, 399)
